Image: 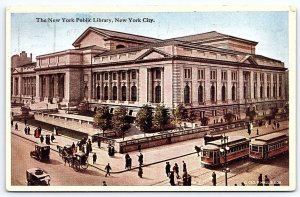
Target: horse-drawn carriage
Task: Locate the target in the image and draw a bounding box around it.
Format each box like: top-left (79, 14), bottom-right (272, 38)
top-left (26, 168), bottom-right (51, 186)
top-left (57, 145), bottom-right (89, 172)
top-left (30, 144), bottom-right (50, 162)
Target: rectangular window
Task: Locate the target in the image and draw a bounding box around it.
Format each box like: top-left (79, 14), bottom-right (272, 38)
top-left (184, 68), bottom-right (192, 79)
top-left (198, 69), bottom-right (205, 80)
top-left (279, 75), bottom-right (282, 83)
top-left (121, 72), bottom-right (126, 80)
top-left (212, 110), bottom-right (217, 117)
top-left (231, 71), bottom-right (237, 81)
top-left (156, 69), bottom-right (161, 79)
top-left (221, 71), bottom-right (227, 80)
top-left (104, 73), bottom-right (108, 80)
top-left (273, 74), bottom-right (277, 82)
top-left (112, 73), bottom-right (117, 80)
top-left (96, 74), bottom-right (100, 80)
top-left (254, 72), bottom-right (257, 82)
top-left (267, 74), bottom-right (271, 82)
top-left (210, 70), bottom-right (217, 80)
top-left (132, 71), bottom-right (136, 79)
top-left (260, 73), bottom-right (264, 81)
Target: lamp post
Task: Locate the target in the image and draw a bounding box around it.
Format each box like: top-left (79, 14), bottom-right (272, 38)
top-left (220, 135), bottom-right (230, 186)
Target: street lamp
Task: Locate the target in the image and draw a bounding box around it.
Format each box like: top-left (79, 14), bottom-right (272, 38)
top-left (220, 135), bottom-right (230, 186)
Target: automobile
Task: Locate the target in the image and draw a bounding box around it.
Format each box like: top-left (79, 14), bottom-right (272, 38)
top-left (26, 168), bottom-right (51, 186)
top-left (30, 144), bottom-right (50, 161)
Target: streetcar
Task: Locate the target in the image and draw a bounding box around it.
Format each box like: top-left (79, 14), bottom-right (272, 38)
top-left (200, 136), bottom-right (250, 167)
top-left (249, 132), bottom-right (288, 160)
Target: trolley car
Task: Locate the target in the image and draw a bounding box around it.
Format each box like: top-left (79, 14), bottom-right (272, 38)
top-left (249, 132), bottom-right (288, 160)
top-left (200, 136), bottom-right (250, 167)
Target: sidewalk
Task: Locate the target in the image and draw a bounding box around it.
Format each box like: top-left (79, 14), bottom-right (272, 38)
top-left (11, 120), bottom-right (289, 174)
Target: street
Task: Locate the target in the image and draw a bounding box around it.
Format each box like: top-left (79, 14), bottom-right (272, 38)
top-left (11, 125), bottom-right (289, 186)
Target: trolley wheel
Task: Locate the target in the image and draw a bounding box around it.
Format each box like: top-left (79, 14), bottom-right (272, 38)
top-left (73, 160), bottom-right (80, 172)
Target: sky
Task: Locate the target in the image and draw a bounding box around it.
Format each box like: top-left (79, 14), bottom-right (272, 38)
top-left (10, 11), bottom-right (289, 66)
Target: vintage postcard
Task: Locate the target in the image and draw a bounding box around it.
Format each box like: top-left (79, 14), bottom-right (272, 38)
top-left (6, 5), bottom-right (296, 191)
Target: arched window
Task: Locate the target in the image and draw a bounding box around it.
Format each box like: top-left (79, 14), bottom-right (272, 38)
top-left (96, 86), bottom-right (100, 100)
top-left (112, 86), bottom-right (118, 100)
top-left (221, 85), bottom-right (226, 101)
top-left (184, 85), bottom-right (190, 104)
top-left (131, 86), bottom-right (137, 101)
top-left (121, 86), bottom-right (126, 101)
top-left (210, 85), bottom-right (215, 102)
top-left (155, 86), bottom-right (161, 103)
top-left (116, 44), bottom-right (125, 49)
top-left (104, 86), bottom-right (108, 100)
top-left (198, 85), bottom-right (204, 103)
top-left (260, 85), bottom-right (263, 98)
top-left (232, 85), bottom-right (236, 101)
top-left (279, 86), bottom-right (282, 97)
top-left (267, 85), bottom-right (270, 98)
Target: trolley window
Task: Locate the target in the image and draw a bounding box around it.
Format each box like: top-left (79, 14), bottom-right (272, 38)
top-left (251, 145), bottom-right (259, 152)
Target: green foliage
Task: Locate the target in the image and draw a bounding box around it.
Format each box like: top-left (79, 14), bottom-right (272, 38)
top-left (223, 112), bottom-right (236, 123)
top-left (153, 105), bottom-right (170, 131)
top-left (199, 117), bottom-right (209, 126)
top-left (94, 106), bottom-right (111, 132)
top-left (112, 106), bottom-right (131, 138)
top-left (136, 104), bottom-right (153, 132)
top-left (246, 109), bottom-right (258, 121)
top-left (172, 104), bottom-right (184, 128)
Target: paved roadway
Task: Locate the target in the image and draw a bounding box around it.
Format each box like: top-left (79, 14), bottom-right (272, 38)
top-left (11, 127), bottom-right (289, 186)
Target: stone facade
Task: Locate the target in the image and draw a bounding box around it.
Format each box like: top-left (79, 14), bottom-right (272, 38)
top-left (11, 27), bottom-right (288, 124)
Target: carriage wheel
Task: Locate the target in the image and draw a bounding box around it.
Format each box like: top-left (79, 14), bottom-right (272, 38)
top-left (81, 163), bottom-right (89, 170)
top-left (73, 160), bottom-right (80, 172)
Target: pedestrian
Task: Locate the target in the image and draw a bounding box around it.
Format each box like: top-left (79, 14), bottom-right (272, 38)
top-left (195, 146), bottom-right (201, 157)
top-left (173, 163), bottom-right (179, 178)
top-left (24, 126), bottom-right (28, 135)
top-left (257, 128), bottom-right (259, 135)
top-left (264, 175), bottom-right (270, 186)
top-left (138, 166), bottom-right (143, 178)
top-left (128, 157), bottom-right (132, 169)
top-left (51, 133), bottom-right (55, 142)
top-left (247, 128), bottom-right (251, 135)
top-left (169, 172), bottom-right (175, 186)
top-left (102, 181), bottom-right (107, 186)
top-left (93, 153), bottom-right (97, 164)
top-left (105, 163), bottom-right (112, 177)
top-left (55, 127), bottom-right (59, 135)
top-left (108, 145), bottom-right (111, 156)
top-left (277, 122), bottom-right (280, 129)
top-left (165, 162), bottom-right (171, 177)
top-left (72, 142), bottom-right (76, 149)
top-left (125, 153), bottom-right (130, 169)
top-left (258, 174), bottom-right (263, 186)
top-left (97, 137), bottom-right (101, 148)
top-left (15, 122), bottom-right (18, 131)
top-left (27, 126), bottom-right (30, 135)
top-left (182, 161), bottom-right (187, 173)
top-left (111, 146), bottom-right (115, 156)
top-left (212, 171), bottom-right (217, 186)
top-left (88, 139), bottom-right (92, 152)
top-left (11, 119), bottom-right (13, 127)
top-left (40, 134), bottom-right (44, 144)
top-left (138, 153), bottom-right (143, 166)
top-left (45, 135), bottom-right (50, 145)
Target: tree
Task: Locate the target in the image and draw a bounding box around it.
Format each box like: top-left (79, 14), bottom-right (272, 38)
top-left (153, 105), bottom-right (170, 131)
top-left (246, 109), bottom-right (258, 121)
top-left (94, 106), bottom-right (111, 135)
top-left (224, 112), bottom-right (236, 123)
top-left (112, 106), bottom-right (131, 139)
top-left (172, 104), bottom-right (184, 128)
top-left (135, 104), bottom-right (153, 133)
top-left (199, 117), bottom-right (209, 126)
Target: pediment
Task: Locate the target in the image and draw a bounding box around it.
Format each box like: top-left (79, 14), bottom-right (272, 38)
top-left (136, 48), bottom-right (171, 60)
top-left (239, 55), bottom-right (258, 65)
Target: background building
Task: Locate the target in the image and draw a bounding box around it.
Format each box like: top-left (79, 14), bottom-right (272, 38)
top-left (11, 27), bottom-right (288, 124)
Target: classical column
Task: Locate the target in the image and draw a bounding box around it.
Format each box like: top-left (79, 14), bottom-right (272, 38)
top-left (53, 75), bottom-right (59, 98)
top-left (18, 76), bottom-right (22, 96)
top-left (191, 66), bottom-right (198, 105)
top-left (147, 68), bottom-right (153, 102)
top-left (249, 71), bottom-right (253, 100)
top-left (237, 70), bottom-right (244, 102)
top-left (108, 72), bottom-right (112, 100)
top-left (126, 70), bottom-right (131, 101)
top-left (117, 71), bottom-right (121, 101)
top-left (205, 69), bottom-right (211, 105)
